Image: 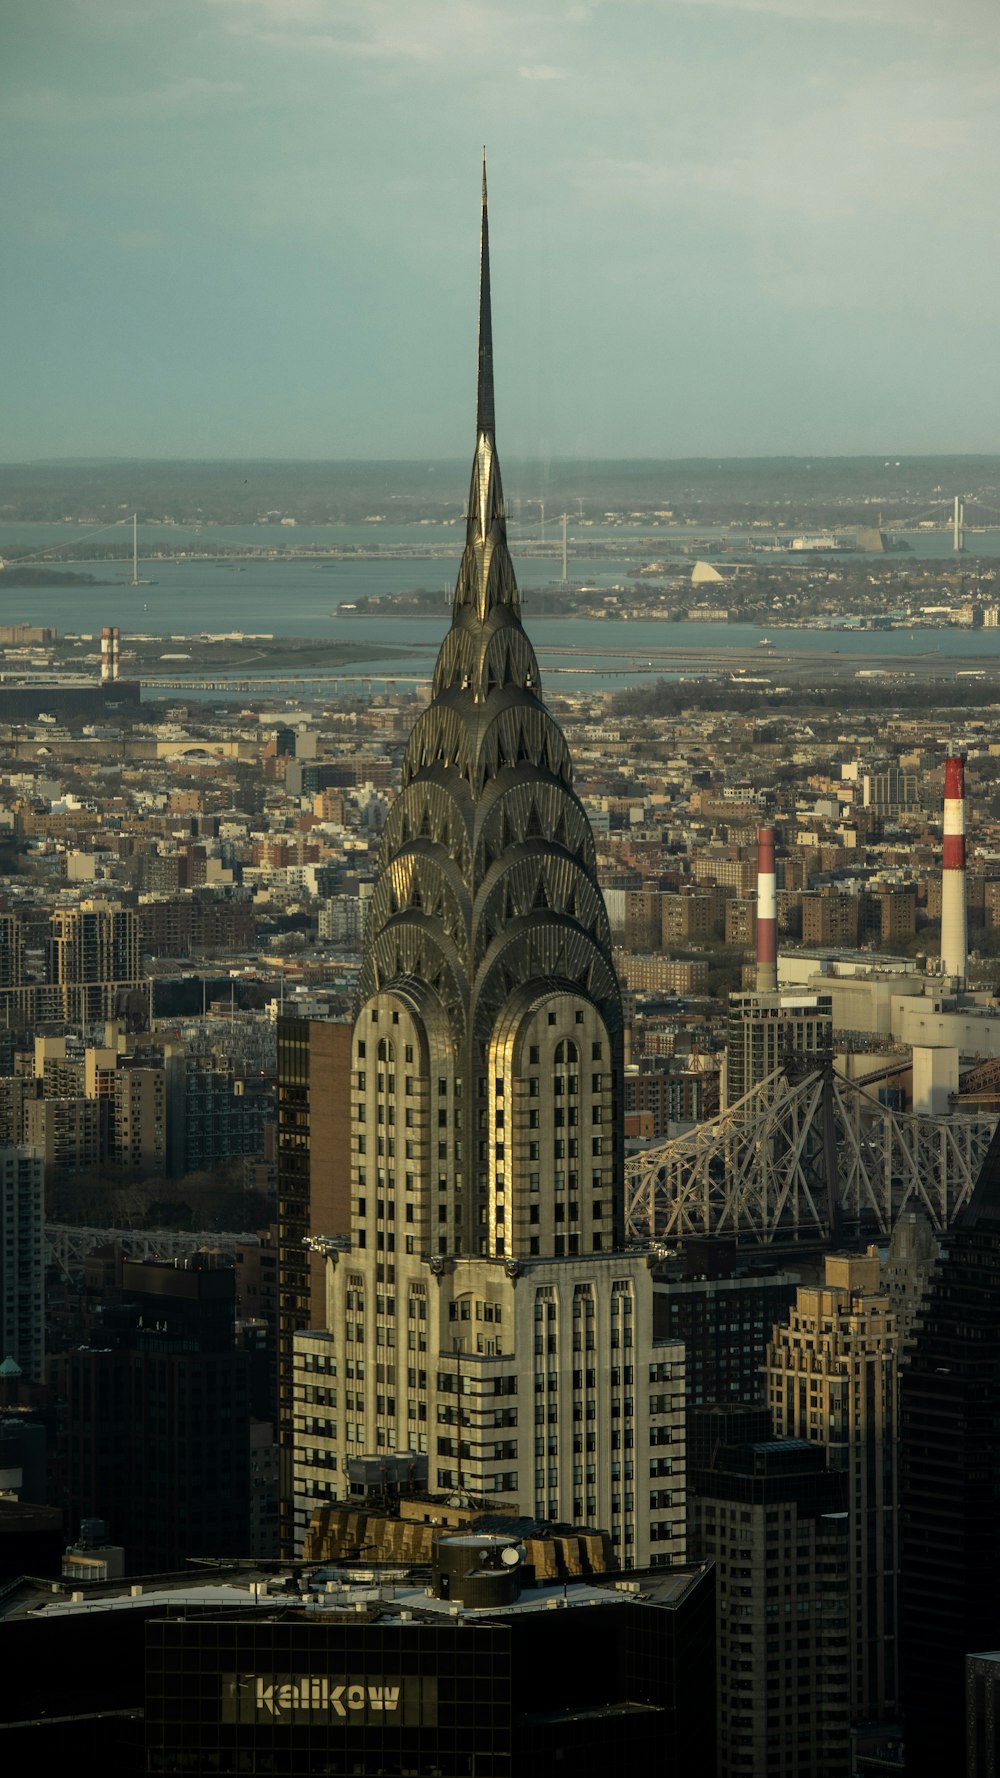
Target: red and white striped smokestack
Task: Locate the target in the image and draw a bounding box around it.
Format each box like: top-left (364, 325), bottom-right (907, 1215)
top-left (100, 626), bottom-right (112, 685)
top-left (941, 754), bottom-right (968, 982)
top-left (111, 625), bottom-right (120, 682)
top-left (756, 825), bottom-right (778, 992)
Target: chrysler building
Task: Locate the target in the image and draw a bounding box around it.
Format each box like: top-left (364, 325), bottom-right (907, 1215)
top-left (292, 166), bottom-right (685, 1566)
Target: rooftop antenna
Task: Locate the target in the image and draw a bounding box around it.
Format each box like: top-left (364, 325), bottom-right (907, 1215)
top-left (132, 513), bottom-right (140, 587)
top-left (561, 513), bottom-right (568, 584)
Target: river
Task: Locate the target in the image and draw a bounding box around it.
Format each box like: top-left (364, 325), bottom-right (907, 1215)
top-left (2, 523), bottom-right (1000, 694)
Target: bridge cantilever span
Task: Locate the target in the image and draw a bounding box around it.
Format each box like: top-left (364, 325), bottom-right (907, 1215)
top-left (624, 1063), bottom-right (997, 1245)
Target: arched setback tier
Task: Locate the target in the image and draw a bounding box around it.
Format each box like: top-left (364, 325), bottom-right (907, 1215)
top-left (471, 921), bottom-right (623, 1056)
top-left (473, 771), bottom-right (599, 883)
top-left (471, 844), bottom-right (612, 970)
top-left (400, 684), bottom-right (573, 799)
top-left (350, 981), bottom-right (464, 1271)
top-left (356, 917), bottom-right (468, 1047)
top-left (487, 984), bottom-right (624, 1258)
top-left (431, 604), bottom-right (541, 703)
top-left (378, 774), bottom-right (473, 875)
top-left (365, 848), bottom-right (472, 971)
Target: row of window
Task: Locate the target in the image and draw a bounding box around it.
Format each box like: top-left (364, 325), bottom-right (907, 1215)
top-left (356, 1037), bottom-right (602, 1067)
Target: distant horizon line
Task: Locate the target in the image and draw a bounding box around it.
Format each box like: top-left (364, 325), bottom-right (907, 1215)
top-left (5, 452), bottom-right (1000, 469)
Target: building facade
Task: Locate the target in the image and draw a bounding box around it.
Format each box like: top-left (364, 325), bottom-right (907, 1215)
top-left (0, 1146), bottom-right (44, 1381)
top-left (688, 1406), bottom-right (850, 1778)
top-left (766, 1254), bottom-right (899, 1728)
top-left (724, 990), bottom-right (833, 1108)
top-left (58, 1259), bottom-right (251, 1573)
top-left (898, 1126), bottom-right (1000, 1778)
top-left (276, 1015), bottom-right (352, 1548)
top-left (0, 1557), bottom-right (715, 1777)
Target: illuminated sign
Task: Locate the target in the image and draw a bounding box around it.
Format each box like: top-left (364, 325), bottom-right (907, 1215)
top-left (221, 1673), bottom-right (436, 1726)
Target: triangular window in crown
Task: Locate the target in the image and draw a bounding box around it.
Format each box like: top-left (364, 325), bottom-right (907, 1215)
top-left (526, 803), bottom-right (543, 839)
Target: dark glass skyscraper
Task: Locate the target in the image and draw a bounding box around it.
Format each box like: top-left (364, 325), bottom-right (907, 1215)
top-left (59, 1259), bottom-right (250, 1573)
top-left (899, 1122), bottom-right (1000, 1776)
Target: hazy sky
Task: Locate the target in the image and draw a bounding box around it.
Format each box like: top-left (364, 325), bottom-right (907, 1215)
top-left (4, 0), bottom-right (999, 460)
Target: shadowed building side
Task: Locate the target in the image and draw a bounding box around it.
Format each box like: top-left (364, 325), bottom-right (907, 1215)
top-left (899, 1117), bottom-right (1000, 1776)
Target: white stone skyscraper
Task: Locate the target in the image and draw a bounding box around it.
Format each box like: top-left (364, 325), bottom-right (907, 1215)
top-left (291, 166), bottom-right (684, 1567)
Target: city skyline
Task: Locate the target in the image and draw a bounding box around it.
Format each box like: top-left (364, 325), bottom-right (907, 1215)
top-left (4, 18), bottom-right (1000, 1769)
top-left (4, 0), bottom-right (1000, 461)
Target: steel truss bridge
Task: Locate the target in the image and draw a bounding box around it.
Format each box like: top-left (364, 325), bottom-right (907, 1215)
top-left (45, 1225), bottom-right (259, 1281)
top-left (624, 1063), bottom-right (998, 1245)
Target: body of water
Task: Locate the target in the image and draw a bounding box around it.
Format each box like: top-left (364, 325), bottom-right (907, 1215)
top-left (2, 526), bottom-right (1000, 695)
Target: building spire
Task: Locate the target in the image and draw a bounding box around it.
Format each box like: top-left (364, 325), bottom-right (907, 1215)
top-left (478, 149), bottom-right (495, 439)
